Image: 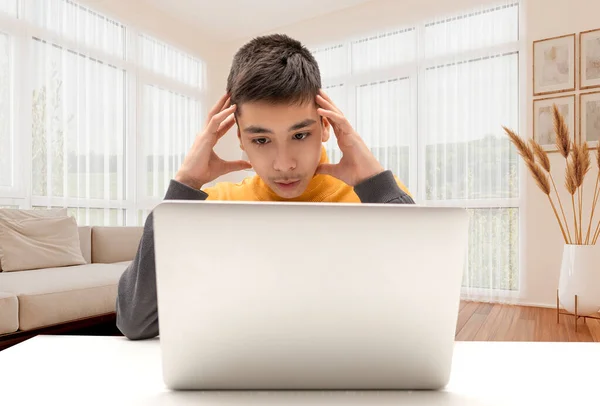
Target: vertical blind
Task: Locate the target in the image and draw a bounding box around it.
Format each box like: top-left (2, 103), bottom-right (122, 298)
top-left (142, 84), bottom-right (201, 200)
top-left (0, 0), bottom-right (206, 226)
top-left (139, 34), bottom-right (203, 205)
top-left (312, 1), bottom-right (521, 301)
top-left (0, 0), bottom-right (17, 17)
top-left (0, 31), bottom-right (10, 189)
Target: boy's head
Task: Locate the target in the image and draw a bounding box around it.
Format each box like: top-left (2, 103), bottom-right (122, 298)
top-left (227, 34), bottom-right (330, 198)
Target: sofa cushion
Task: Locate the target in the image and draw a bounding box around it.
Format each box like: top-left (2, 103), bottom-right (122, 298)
top-left (0, 208), bottom-right (68, 272)
top-left (0, 216), bottom-right (86, 272)
top-left (0, 292), bottom-right (18, 334)
top-left (0, 261), bottom-right (131, 331)
top-left (92, 227), bottom-right (143, 263)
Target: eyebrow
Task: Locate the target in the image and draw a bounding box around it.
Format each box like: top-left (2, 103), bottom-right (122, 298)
top-left (243, 119), bottom-right (317, 134)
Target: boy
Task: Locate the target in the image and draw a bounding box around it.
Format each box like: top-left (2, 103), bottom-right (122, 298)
top-left (116, 34), bottom-right (414, 340)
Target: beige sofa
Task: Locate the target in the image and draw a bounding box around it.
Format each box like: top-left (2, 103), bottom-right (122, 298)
top-left (0, 226), bottom-right (142, 336)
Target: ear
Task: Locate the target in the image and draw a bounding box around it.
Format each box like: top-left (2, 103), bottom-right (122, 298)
top-left (320, 117), bottom-right (331, 143)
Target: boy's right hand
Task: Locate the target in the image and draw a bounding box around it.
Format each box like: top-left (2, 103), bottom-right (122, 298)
top-left (174, 94), bottom-right (252, 189)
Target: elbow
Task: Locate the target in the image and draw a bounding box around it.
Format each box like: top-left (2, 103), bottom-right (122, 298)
top-left (115, 295), bottom-right (159, 340)
top-left (116, 306), bottom-right (158, 340)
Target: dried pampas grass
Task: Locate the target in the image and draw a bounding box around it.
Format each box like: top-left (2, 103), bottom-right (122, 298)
top-left (553, 104), bottom-right (571, 159)
top-left (504, 103), bottom-right (600, 245)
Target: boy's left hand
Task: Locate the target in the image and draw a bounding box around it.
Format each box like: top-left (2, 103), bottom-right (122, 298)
top-left (315, 89), bottom-right (384, 186)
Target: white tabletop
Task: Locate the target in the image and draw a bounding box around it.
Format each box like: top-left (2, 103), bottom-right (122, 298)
top-left (0, 335), bottom-right (598, 405)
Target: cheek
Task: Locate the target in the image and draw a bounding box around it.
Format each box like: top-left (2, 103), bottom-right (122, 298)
top-left (297, 139), bottom-right (323, 170)
top-left (243, 147), bottom-right (277, 178)
top-left (245, 149), bottom-right (267, 172)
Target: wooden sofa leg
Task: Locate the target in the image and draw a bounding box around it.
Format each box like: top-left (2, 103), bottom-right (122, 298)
top-left (0, 312), bottom-right (121, 351)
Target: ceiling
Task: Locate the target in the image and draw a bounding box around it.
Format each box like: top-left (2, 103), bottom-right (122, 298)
top-left (140, 0), bottom-right (373, 43)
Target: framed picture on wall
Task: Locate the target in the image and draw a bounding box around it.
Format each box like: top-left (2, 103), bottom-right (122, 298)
top-left (580, 29), bottom-right (600, 90)
top-left (580, 91), bottom-right (600, 148)
top-left (533, 34), bottom-right (576, 96)
top-left (533, 95), bottom-right (576, 151)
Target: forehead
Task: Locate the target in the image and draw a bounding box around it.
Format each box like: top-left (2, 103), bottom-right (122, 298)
top-left (237, 100), bottom-right (319, 130)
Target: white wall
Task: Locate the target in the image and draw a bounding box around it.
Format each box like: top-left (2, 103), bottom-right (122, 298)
top-left (523, 0), bottom-right (600, 307)
top-left (214, 0), bottom-right (600, 307)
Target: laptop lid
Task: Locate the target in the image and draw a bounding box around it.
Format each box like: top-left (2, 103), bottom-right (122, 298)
top-left (153, 200), bottom-right (468, 390)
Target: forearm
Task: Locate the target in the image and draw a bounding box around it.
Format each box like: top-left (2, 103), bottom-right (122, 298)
top-left (116, 180), bottom-right (208, 340)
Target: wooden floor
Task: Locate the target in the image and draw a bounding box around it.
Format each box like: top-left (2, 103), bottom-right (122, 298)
top-left (456, 301), bottom-right (600, 342)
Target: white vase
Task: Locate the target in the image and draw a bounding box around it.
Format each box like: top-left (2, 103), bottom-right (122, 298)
top-left (558, 244), bottom-right (600, 316)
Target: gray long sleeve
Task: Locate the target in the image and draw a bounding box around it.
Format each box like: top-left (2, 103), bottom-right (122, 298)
top-left (115, 170), bottom-right (414, 340)
top-left (116, 180), bottom-right (209, 340)
top-left (354, 170), bottom-right (415, 204)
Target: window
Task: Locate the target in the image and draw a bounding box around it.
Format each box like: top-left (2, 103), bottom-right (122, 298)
top-left (27, 1), bottom-right (129, 227)
top-left (356, 77), bottom-right (413, 189)
top-left (137, 35), bottom-right (205, 209)
top-left (140, 34), bottom-right (205, 88)
top-left (0, 0), bottom-right (17, 16)
top-left (423, 3), bottom-right (519, 59)
top-left (31, 38), bottom-right (126, 202)
top-left (67, 207), bottom-right (124, 226)
top-left (0, 0), bottom-right (206, 226)
top-left (142, 85), bottom-right (201, 199)
top-left (25, 0), bottom-right (126, 59)
top-left (351, 28), bottom-right (416, 73)
top-left (422, 52), bottom-right (519, 201)
top-left (466, 208), bottom-right (519, 291)
top-left (312, 1), bottom-right (520, 297)
top-left (0, 32), bottom-right (11, 189)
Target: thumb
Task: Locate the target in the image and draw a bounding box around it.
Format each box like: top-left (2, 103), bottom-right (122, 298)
top-left (222, 160), bottom-right (252, 173)
top-left (315, 163), bottom-right (340, 178)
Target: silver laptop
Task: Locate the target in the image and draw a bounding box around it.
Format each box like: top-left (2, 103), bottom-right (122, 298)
top-left (152, 200), bottom-right (468, 390)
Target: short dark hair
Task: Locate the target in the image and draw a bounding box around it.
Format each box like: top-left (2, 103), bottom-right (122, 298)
top-left (226, 34), bottom-right (321, 111)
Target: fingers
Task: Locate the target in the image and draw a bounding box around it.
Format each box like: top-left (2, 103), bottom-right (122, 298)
top-left (216, 114), bottom-right (236, 139)
top-left (316, 91), bottom-right (342, 114)
top-left (206, 94), bottom-right (231, 124)
top-left (316, 107), bottom-right (351, 134)
top-left (207, 104), bottom-right (237, 134)
top-left (222, 159), bottom-right (252, 174)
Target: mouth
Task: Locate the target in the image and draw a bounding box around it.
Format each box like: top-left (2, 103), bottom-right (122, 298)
top-left (274, 180), bottom-right (301, 189)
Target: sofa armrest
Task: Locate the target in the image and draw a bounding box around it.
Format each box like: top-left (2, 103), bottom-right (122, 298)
top-left (91, 227), bottom-right (143, 264)
top-left (78, 226), bottom-right (92, 264)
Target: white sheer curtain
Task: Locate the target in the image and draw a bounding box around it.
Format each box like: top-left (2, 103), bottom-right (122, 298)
top-left (0, 30), bottom-right (10, 190)
top-left (312, 1), bottom-right (521, 303)
top-left (0, 0), bottom-right (17, 196)
top-left (0, 0), bottom-right (17, 16)
top-left (0, 0), bottom-right (205, 225)
top-left (139, 34), bottom-right (204, 88)
top-left (141, 84), bottom-right (201, 200)
top-left (137, 34), bottom-right (204, 223)
top-left (24, 0), bottom-right (128, 225)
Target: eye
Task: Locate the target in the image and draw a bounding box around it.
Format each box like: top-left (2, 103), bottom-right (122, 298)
top-left (293, 132), bottom-right (310, 141)
top-left (252, 138), bottom-right (270, 145)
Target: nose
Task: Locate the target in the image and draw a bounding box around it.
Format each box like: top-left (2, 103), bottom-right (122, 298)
top-left (273, 147), bottom-right (296, 172)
